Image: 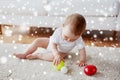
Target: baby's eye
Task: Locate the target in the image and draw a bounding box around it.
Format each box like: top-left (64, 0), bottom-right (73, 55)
top-left (69, 39), bottom-right (74, 42)
top-left (64, 35), bottom-right (68, 39)
top-left (70, 39), bottom-right (77, 42)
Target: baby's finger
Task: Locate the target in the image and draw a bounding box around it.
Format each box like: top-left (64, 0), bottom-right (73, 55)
top-left (77, 63), bottom-right (81, 67)
top-left (76, 62), bottom-right (81, 67)
top-left (56, 59), bottom-right (60, 65)
top-left (61, 58), bottom-right (64, 62)
top-left (79, 64), bottom-right (82, 67)
top-left (55, 58), bottom-right (61, 65)
top-left (80, 63), bottom-right (85, 67)
top-left (84, 63), bottom-right (87, 66)
top-left (53, 58), bottom-right (58, 65)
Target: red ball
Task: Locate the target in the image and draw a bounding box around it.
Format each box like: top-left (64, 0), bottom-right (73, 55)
top-left (84, 65), bottom-right (97, 76)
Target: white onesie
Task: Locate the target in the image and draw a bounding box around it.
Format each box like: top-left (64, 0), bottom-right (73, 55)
top-left (46, 28), bottom-right (85, 53)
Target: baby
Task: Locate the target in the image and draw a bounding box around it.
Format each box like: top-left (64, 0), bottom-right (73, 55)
top-left (14, 13), bottom-right (86, 67)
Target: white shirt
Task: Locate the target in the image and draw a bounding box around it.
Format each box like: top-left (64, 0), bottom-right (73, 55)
top-left (47, 28), bottom-right (85, 53)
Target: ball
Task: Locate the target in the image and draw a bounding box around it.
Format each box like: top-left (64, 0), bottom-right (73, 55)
top-left (61, 66), bottom-right (68, 74)
top-left (54, 61), bottom-right (65, 71)
top-left (84, 65), bottom-right (97, 76)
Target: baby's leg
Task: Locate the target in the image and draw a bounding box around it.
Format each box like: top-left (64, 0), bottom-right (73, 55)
top-left (26, 53), bottom-right (54, 61)
top-left (14, 38), bottom-right (49, 59)
top-left (26, 53), bottom-right (67, 62)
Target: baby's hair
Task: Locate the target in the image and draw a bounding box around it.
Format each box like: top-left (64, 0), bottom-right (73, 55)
top-left (63, 13), bottom-right (86, 36)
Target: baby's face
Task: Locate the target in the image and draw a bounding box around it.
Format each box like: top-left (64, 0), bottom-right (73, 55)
top-left (62, 24), bottom-right (80, 42)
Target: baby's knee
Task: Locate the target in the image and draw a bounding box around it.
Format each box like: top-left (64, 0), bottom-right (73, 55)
top-left (33, 38), bottom-right (41, 44)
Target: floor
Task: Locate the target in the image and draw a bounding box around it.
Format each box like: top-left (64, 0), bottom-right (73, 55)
top-left (0, 43), bottom-right (120, 80)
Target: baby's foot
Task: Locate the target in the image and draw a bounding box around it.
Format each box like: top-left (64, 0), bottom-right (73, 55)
top-left (13, 53), bottom-right (26, 59)
top-left (26, 54), bottom-right (40, 60)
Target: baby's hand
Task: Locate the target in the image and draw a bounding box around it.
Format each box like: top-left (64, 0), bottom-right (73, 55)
top-left (53, 53), bottom-right (64, 66)
top-left (76, 60), bottom-right (86, 67)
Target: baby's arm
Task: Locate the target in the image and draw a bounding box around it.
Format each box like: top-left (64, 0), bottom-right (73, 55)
top-left (76, 48), bottom-right (86, 67)
top-left (51, 43), bottom-right (64, 65)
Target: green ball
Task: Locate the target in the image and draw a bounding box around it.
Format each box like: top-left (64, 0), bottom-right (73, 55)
top-left (54, 61), bottom-right (65, 71)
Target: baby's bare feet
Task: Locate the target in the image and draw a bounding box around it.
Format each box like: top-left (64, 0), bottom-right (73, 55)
top-left (13, 53), bottom-right (26, 59)
top-left (26, 54), bottom-right (40, 60)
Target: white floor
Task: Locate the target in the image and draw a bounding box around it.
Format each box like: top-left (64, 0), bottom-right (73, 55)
top-left (0, 43), bottom-right (120, 80)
